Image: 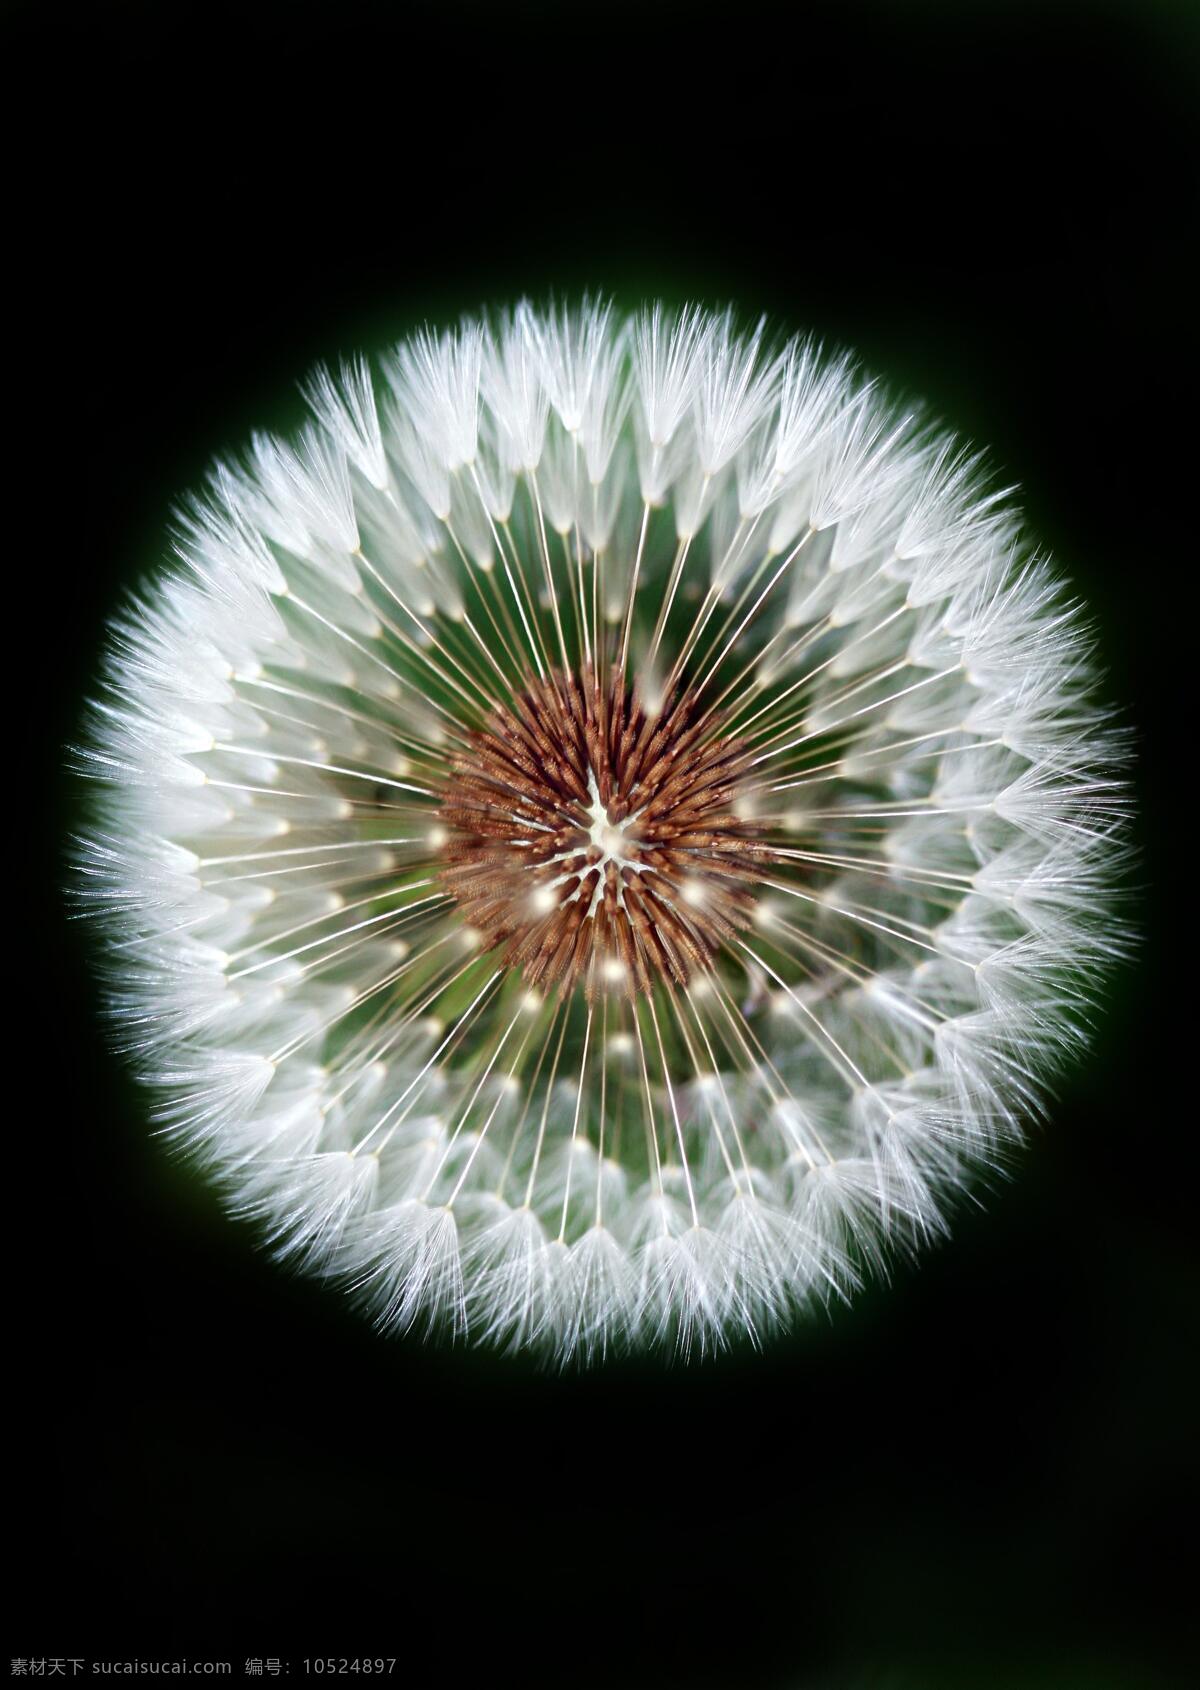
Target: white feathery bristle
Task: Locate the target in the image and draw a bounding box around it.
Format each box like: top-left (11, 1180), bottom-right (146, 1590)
top-left (302, 356), bottom-right (389, 491)
top-left (483, 308), bottom-right (549, 474)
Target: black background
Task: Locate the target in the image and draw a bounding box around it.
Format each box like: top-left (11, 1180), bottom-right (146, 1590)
top-left (13, 1), bottom-right (1199, 1684)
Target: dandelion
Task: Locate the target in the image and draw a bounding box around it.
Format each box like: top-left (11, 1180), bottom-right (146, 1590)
top-left (74, 300), bottom-right (1128, 1361)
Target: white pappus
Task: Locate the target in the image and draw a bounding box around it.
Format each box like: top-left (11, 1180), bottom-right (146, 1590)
top-left (73, 299), bottom-right (1130, 1363)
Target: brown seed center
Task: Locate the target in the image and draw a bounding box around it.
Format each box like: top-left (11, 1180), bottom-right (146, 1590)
top-left (435, 664), bottom-right (774, 998)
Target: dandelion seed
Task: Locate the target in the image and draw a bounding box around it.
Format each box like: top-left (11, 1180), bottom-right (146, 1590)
top-left (73, 301), bottom-right (1130, 1362)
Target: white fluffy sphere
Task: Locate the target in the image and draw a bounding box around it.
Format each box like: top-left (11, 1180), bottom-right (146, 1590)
top-left (75, 301), bottom-right (1128, 1361)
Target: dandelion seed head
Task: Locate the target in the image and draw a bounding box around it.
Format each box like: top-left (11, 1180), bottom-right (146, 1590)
top-left (73, 298), bottom-right (1129, 1363)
